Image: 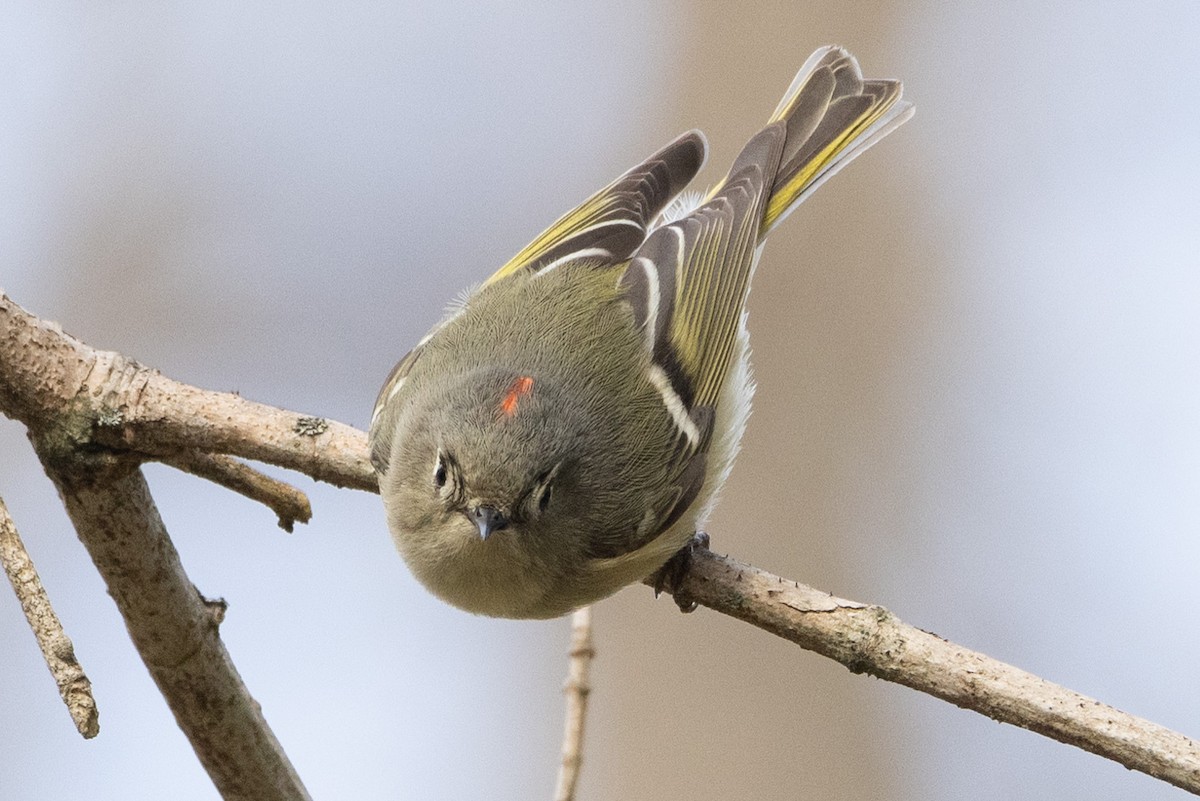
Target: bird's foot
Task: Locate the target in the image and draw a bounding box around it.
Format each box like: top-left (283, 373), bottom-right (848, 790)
top-left (650, 531), bottom-right (710, 613)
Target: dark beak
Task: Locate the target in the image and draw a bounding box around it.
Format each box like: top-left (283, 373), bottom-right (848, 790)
top-left (471, 505), bottom-right (509, 540)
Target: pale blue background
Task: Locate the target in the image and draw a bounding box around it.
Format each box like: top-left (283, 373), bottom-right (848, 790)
top-left (2, 3), bottom-right (1199, 799)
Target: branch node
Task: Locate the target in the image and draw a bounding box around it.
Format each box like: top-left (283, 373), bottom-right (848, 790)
top-left (200, 593), bottom-right (228, 628)
top-left (293, 416), bottom-right (328, 437)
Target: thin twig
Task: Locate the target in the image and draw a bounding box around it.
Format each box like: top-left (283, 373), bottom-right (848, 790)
top-left (0, 495), bottom-right (99, 738)
top-left (653, 550), bottom-right (1200, 795)
top-left (554, 606), bottom-right (595, 801)
top-left (159, 451), bottom-right (312, 532)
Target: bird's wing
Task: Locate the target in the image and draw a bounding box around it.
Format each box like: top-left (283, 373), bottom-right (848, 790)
top-left (607, 124), bottom-right (786, 552)
top-left (481, 130), bottom-right (707, 286)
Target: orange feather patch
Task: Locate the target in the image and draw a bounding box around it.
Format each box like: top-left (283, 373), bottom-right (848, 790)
top-left (500, 376), bottom-right (535, 417)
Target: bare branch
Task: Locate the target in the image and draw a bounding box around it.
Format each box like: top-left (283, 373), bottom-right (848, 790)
top-left (1, 291), bottom-right (318, 799)
top-left (0, 495), bottom-right (99, 738)
top-left (35, 457), bottom-right (312, 801)
top-left (0, 293), bottom-right (374, 492)
top-left (95, 373), bottom-right (375, 492)
top-left (654, 550), bottom-right (1200, 795)
top-left (554, 606), bottom-right (595, 801)
top-left (159, 451), bottom-right (312, 532)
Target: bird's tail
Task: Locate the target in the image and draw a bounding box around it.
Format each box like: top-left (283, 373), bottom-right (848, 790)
top-left (721, 46), bottom-right (914, 238)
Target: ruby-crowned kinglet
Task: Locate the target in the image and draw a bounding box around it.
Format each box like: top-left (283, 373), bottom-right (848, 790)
top-left (369, 46), bottom-right (912, 619)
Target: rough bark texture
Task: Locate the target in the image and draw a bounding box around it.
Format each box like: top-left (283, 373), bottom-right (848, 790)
top-left (38, 458), bottom-right (312, 801)
top-left (663, 552), bottom-right (1200, 794)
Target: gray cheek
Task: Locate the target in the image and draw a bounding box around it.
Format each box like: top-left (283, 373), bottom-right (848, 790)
top-left (381, 471), bottom-right (435, 528)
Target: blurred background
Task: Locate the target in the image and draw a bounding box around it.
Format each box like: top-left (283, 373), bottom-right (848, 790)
top-left (2, 2), bottom-right (1199, 799)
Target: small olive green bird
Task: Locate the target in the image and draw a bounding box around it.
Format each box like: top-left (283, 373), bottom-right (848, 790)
top-left (369, 46), bottom-right (912, 619)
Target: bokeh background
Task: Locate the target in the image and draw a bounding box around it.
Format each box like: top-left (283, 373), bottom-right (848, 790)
top-left (3, 2), bottom-right (1199, 799)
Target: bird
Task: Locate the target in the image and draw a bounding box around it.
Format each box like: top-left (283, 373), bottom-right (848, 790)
top-left (369, 45), bottom-right (913, 619)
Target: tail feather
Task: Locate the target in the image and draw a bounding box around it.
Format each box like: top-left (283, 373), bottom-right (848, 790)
top-left (756, 46), bottom-right (913, 236)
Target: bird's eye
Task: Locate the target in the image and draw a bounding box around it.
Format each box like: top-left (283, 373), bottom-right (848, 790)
top-left (433, 455), bottom-right (448, 489)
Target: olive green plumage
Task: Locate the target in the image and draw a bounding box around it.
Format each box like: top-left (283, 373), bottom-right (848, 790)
top-left (369, 45), bottom-right (912, 618)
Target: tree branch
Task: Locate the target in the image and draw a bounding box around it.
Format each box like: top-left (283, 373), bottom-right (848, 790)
top-left (2, 292), bottom-right (313, 800)
top-left (158, 451), bottom-right (312, 533)
top-left (0, 494), bottom-right (99, 738)
top-left (0, 292), bottom-right (374, 493)
top-left (652, 552), bottom-right (1200, 794)
top-left (35, 454), bottom-right (312, 801)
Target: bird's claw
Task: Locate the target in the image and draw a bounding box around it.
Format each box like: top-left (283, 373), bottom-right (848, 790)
top-left (650, 531), bottom-right (710, 613)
